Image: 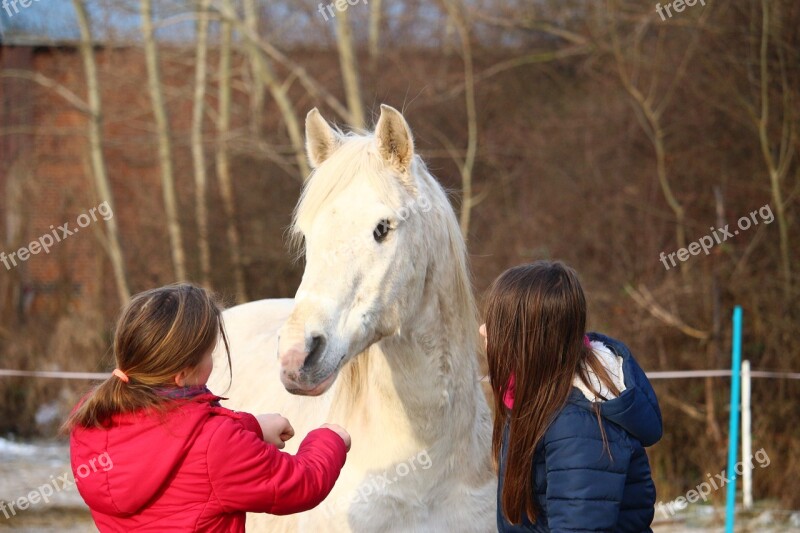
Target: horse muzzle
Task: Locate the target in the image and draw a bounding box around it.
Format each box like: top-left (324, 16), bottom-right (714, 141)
top-left (278, 334), bottom-right (339, 395)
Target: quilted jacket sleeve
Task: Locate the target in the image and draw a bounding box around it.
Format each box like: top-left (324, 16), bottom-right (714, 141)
top-left (207, 418), bottom-right (348, 515)
top-left (543, 409), bottom-right (632, 532)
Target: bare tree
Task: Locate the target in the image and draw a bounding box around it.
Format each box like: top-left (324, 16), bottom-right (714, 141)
top-left (609, 16), bottom-right (681, 256)
top-left (243, 0), bottom-right (311, 179)
top-left (72, 0), bottom-right (130, 304)
top-left (607, 1), bottom-right (722, 443)
top-left (607, 3), bottom-right (709, 270)
top-left (141, 0), bottom-right (187, 281)
top-left (368, 0), bottom-right (383, 74)
top-left (335, 5), bottom-right (365, 129)
top-left (242, 0), bottom-right (265, 138)
top-left (442, 0), bottom-right (478, 236)
top-left (217, 0), bottom-right (248, 303)
top-left (191, 0), bottom-right (212, 287)
top-left (211, 1), bottom-right (354, 125)
top-left (692, 0), bottom-right (794, 293)
top-left (753, 0), bottom-right (793, 293)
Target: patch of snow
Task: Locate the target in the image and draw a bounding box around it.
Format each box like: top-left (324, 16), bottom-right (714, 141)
top-left (0, 436), bottom-right (40, 457)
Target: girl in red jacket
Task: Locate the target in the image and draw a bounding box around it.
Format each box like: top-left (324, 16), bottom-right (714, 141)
top-left (65, 283), bottom-right (350, 532)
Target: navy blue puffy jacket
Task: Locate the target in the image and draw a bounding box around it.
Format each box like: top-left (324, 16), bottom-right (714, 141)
top-left (497, 332), bottom-right (663, 533)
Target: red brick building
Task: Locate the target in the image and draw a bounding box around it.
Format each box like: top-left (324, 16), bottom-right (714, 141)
top-left (2, 40), bottom-right (101, 317)
top-left (0, 38), bottom-right (290, 320)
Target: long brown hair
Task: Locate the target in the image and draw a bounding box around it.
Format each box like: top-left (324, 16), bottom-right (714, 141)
top-left (63, 283), bottom-right (231, 431)
top-left (484, 261), bottom-right (621, 525)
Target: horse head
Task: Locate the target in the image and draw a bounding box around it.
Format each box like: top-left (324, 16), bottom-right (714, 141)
top-left (278, 105), bottom-right (445, 395)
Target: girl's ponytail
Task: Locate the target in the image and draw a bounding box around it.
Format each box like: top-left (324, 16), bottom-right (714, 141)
top-left (64, 374), bottom-right (154, 430)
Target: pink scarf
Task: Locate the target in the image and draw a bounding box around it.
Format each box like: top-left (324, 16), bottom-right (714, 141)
top-left (502, 335), bottom-right (592, 409)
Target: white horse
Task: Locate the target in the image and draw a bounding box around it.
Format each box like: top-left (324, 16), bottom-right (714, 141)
top-left (209, 105), bottom-right (496, 532)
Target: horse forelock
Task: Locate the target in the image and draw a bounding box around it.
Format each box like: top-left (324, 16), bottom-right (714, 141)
top-left (292, 136), bottom-right (396, 224)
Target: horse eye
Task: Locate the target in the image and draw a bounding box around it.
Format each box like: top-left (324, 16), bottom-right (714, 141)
top-left (373, 219), bottom-right (391, 242)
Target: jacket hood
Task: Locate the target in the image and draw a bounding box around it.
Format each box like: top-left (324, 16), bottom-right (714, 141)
top-left (570, 333), bottom-right (663, 446)
top-left (70, 393), bottom-right (221, 516)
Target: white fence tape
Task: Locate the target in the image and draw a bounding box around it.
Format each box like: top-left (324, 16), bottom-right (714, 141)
top-left (0, 369), bottom-right (108, 380)
top-left (647, 370), bottom-right (800, 380)
top-left (477, 369), bottom-right (800, 383)
top-left (1, 368), bottom-right (799, 381)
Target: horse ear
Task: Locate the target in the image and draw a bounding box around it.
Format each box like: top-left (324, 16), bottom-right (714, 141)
top-left (375, 104), bottom-right (414, 173)
top-left (306, 108), bottom-right (343, 170)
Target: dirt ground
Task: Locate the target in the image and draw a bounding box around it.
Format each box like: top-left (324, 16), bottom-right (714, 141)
top-left (2, 438), bottom-right (798, 532)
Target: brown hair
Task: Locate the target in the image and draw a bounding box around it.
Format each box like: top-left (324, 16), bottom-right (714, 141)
top-left (484, 261), bottom-right (621, 525)
top-left (63, 283), bottom-right (231, 431)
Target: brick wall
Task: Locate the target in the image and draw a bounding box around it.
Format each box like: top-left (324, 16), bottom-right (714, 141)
top-left (1, 41), bottom-right (305, 319)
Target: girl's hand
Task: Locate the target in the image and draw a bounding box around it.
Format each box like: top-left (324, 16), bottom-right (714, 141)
top-left (320, 423), bottom-right (351, 452)
top-left (255, 414), bottom-right (295, 449)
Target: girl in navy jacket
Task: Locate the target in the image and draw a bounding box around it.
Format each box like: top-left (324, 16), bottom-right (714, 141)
top-left (481, 261), bottom-right (662, 532)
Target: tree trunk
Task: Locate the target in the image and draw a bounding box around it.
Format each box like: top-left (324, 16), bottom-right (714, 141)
top-left (368, 0), bottom-right (383, 75)
top-left (72, 0), bottom-right (130, 305)
top-left (217, 0), bottom-right (248, 304)
top-left (212, 1), bottom-right (353, 125)
top-left (191, 0), bottom-right (212, 288)
top-left (756, 0), bottom-right (792, 294)
top-left (141, 0), bottom-right (187, 282)
top-left (607, 6), bottom-right (699, 270)
top-left (243, 0), bottom-right (310, 179)
top-left (335, 6), bottom-right (365, 129)
top-left (443, 0), bottom-right (478, 237)
top-left (243, 0), bottom-right (265, 138)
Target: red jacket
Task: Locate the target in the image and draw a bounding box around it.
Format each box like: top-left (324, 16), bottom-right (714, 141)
top-left (70, 392), bottom-right (347, 532)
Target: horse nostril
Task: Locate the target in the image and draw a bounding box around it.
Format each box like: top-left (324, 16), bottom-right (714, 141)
top-left (303, 334), bottom-right (326, 370)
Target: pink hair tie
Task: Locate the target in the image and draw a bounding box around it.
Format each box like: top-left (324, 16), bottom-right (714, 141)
top-left (112, 369), bottom-right (130, 383)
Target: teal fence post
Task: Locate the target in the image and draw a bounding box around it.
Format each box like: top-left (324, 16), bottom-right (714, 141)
top-left (725, 306), bottom-right (743, 533)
